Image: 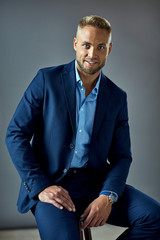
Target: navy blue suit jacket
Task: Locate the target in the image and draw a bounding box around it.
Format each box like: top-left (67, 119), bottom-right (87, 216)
top-left (6, 60), bottom-right (132, 213)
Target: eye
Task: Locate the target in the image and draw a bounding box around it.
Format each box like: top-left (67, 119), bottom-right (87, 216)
top-left (83, 44), bottom-right (90, 49)
top-left (97, 45), bottom-right (105, 50)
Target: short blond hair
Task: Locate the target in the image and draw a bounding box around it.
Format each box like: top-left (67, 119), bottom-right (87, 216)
top-left (76, 15), bottom-right (112, 40)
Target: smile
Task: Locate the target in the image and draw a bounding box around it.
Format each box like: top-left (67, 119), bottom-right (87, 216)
top-left (85, 60), bottom-right (98, 65)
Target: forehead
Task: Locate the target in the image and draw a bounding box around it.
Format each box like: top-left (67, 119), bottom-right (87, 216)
top-left (77, 25), bottom-right (110, 44)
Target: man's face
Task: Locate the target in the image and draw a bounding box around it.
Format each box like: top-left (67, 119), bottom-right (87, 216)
top-left (74, 25), bottom-right (112, 76)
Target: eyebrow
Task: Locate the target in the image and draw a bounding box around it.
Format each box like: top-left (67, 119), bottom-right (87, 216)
top-left (82, 41), bottom-right (106, 46)
top-left (97, 43), bottom-right (107, 46)
top-left (82, 41), bottom-right (91, 45)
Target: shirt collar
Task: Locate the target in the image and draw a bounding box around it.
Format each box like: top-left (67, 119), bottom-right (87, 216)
top-left (75, 60), bottom-right (101, 95)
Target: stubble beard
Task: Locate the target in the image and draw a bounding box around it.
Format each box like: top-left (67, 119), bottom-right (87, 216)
top-left (76, 57), bottom-right (106, 75)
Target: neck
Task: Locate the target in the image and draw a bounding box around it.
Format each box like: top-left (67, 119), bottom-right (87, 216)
top-left (77, 67), bottom-right (100, 90)
top-left (77, 69), bottom-right (100, 98)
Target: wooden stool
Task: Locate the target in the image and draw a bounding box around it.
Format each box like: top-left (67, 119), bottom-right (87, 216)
top-left (79, 219), bottom-right (92, 240)
top-left (80, 228), bottom-right (92, 240)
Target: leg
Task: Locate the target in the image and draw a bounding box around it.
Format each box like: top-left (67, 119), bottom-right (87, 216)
top-left (108, 185), bottom-right (160, 240)
top-left (32, 201), bottom-right (81, 240)
top-left (31, 169), bottom-right (101, 240)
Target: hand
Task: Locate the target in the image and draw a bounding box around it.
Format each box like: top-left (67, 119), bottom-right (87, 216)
top-left (80, 195), bottom-right (112, 229)
top-left (38, 185), bottom-right (76, 212)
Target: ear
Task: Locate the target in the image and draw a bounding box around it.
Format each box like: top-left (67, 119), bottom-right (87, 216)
top-left (108, 42), bottom-right (112, 55)
top-left (108, 43), bottom-right (112, 55)
top-left (73, 37), bottom-right (77, 51)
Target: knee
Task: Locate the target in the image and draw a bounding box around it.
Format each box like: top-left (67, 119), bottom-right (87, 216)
top-left (39, 227), bottom-right (81, 240)
top-left (146, 209), bottom-right (160, 238)
top-left (147, 201), bottom-right (160, 224)
top-left (150, 207), bottom-right (160, 231)
top-left (62, 230), bottom-right (81, 240)
top-left (137, 200), bottom-right (160, 234)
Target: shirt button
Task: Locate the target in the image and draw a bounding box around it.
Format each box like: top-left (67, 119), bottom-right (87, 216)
top-left (106, 159), bottom-right (111, 165)
top-left (79, 129), bottom-right (82, 133)
top-left (63, 169), bottom-right (68, 173)
top-left (69, 143), bottom-right (75, 149)
top-left (75, 150), bottom-right (78, 154)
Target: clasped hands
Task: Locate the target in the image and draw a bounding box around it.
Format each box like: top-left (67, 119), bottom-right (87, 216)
top-left (38, 185), bottom-right (112, 229)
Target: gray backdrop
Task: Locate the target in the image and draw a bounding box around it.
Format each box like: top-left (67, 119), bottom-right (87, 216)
top-left (0, 0), bottom-right (160, 229)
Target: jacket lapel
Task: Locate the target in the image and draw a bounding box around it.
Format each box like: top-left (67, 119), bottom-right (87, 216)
top-left (91, 73), bottom-right (111, 142)
top-left (61, 61), bottom-right (77, 137)
top-left (61, 62), bottom-right (111, 140)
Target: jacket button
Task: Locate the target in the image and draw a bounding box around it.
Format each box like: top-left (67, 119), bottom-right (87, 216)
top-left (63, 169), bottom-right (68, 173)
top-left (69, 143), bottom-right (75, 149)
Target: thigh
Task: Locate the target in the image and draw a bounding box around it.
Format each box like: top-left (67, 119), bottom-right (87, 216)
top-left (33, 201), bottom-right (81, 240)
top-left (108, 185), bottom-right (160, 228)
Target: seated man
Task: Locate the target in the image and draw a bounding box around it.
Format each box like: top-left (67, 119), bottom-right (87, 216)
top-left (6, 15), bottom-right (160, 239)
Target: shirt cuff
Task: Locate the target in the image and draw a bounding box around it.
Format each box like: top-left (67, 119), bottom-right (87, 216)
top-left (99, 190), bottom-right (118, 200)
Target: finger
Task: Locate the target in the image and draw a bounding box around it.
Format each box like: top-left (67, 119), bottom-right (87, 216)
top-left (81, 205), bottom-right (90, 219)
top-left (48, 199), bottom-right (64, 210)
top-left (80, 206), bottom-right (92, 229)
top-left (39, 186), bottom-right (75, 212)
top-left (52, 187), bottom-right (76, 211)
top-left (92, 219), bottom-right (103, 227)
top-left (54, 195), bottom-right (75, 212)
top-left (85, 216), bottom-right (99, 228)
top-left (57, 187), bottom-right (75, 206)
top-left (99, 219), bottom-right (106, 226)
top-left (39, 194), bottom-right (64, 210)
top-left (41, 192), bottom-right (74, 212)
top-left (81, 212), bottom-right (94, 229)
top-left (58, 186), bottom-right (70, 195)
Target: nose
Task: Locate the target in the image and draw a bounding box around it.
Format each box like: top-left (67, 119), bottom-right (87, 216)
top-left (88, 47), bottom-right (97, 58)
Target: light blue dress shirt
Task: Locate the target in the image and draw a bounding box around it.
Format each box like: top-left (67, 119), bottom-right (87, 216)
top-left (70, 62), bottom-right (118, 200)
top-left (70, 63), bottom-right (101, 168)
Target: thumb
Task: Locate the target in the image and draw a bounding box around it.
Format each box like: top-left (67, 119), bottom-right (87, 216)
top-left (81, 205), bottom-right (90, 219)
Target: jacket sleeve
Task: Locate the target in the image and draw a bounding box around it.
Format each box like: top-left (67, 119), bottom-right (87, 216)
top-left (5, 70), bottom-right (52, 199)
top-left (101, 93), bottom-right (132, 198)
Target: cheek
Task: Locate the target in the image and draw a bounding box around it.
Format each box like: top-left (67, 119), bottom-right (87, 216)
top-left (100, 53), bottom-right (107, 62)
top-left (77, 49), bottom-right (88, 58)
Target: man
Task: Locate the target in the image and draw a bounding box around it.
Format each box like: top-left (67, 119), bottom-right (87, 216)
top-left (6, 15), bottom-right (160, 239)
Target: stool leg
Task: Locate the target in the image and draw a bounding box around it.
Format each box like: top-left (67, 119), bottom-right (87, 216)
top-left (80, 229), bottom-right (84, 240)
top-left (84, 228), bottom-right (92, 240)
top-left (79, 218), bottom-right (92, 240)
top-left (79, 221), bottom-right (84, 240)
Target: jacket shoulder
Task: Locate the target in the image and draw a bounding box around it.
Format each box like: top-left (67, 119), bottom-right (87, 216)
top-left (102, 73), bottom-right (127, 98)
top-left (38, 60), bottom-right (75, 76)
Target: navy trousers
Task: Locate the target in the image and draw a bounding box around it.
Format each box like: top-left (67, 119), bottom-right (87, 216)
top-left (32, 169), bottom-right (160, 240)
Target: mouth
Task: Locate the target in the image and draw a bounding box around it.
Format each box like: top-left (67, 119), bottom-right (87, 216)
top-left (85, 59), bottom-right (98, 66)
